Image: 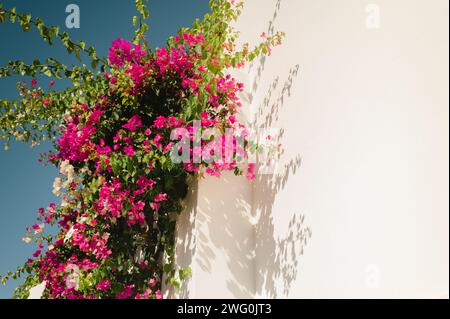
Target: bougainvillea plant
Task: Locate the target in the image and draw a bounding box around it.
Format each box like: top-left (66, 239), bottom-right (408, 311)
top-left (0, 0), bottom-right (283, 299)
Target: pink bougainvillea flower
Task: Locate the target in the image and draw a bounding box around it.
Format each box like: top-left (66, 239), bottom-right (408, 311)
top-left (246, 163), bottom-right (257, 181)
top-left (123, 145), bottom-right (135, 157)
top-left (150, 203), bottom-right (160, 211)
top-left (116, 285), bottom-right (134, 299)
top-left (134, 175), bottom-right (156, 196)
top-left (153, 134), bottom-right (163, 149)
top-left (96, 280), bottom-right (111, 292)
top-left (89, 110), bottom-right (104, 124)
top-left (206, 167), bottom-right (221, 178)
top-left (166, 116), bottom-right (184, 128)
top-left (155, 290), bottom-right (163, 300)
top-left (154, 193), bottom-right (168, 203)
top-left (32, 249), bottom-right (41, 258)
top-left (122, 115), bottom-right (142, 132)
top-left (108, 38), bottom-right (145, 67)
top-left (163, 142), bottom-right (174, 154)
top-left (113, 130), bottom-right (122, 143)
top-left (56, 122), bottom-right (96, 162)
top-left (153, 116), bottom-right (166, 129)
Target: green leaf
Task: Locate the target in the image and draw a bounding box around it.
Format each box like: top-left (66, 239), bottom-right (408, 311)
top-left (43, 68), bottom-right (52, 77)
top-left (8, 7), bottom-right (16, 23)
top-left (34, 17), bottom-right (44, 33)
top-left (179, 267), bottom-right (192, 281)
top-left (163, 264), bottom-right (172, 274)
top-left (0, 6), bottom-right (6, 23)
top-left (66, 41), bottom-right (75, 54)
top-left (51, 26), bottom-right (59, 37)
top-left (91, 58), bottom-right (99, 69)
top-left (18, 14), bottom-right (32, 32)
top-left (74, 47), bottom-right (81, 61)
top-left (169, 277), bottom-right (181, 289)
top-left (40, 26), bottom-right (50, 43)
top-left (87, 46), bottom-right (97, 59)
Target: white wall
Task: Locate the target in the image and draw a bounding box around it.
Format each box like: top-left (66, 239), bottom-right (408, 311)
top-left (172, 0), bottom-right (449, 299)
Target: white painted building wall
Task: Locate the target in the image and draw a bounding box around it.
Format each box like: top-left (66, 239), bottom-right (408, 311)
top-left (172, 0), bottom-right (449, 299)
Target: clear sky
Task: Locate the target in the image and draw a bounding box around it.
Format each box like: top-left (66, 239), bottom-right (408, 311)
top-left (0, 0), bottom-right (209, 299)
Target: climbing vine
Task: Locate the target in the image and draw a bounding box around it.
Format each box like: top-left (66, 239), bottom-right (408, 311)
top-left (0, 0), bottom-right (283, 299)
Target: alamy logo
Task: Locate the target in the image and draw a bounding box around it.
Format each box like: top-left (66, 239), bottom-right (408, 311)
top-left (366, 4), bottom-right (381, 30)
top-left (365, 264), bottom-right (381, 289)
top-left (65, 4), bottom-right (80, 29)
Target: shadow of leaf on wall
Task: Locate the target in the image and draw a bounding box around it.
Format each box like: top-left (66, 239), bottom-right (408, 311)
top-left (248, 0), bottom-right (309, 295)
top-left (173, 0), bottom-right (310, 299)
top-left (253, 157), bottom-right (312, 298)
top-left (250, 0), bottom-right (283, 97)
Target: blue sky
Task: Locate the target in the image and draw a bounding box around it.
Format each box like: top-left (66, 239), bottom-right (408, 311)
top-left (0, 0), bottom-right (209, 299)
